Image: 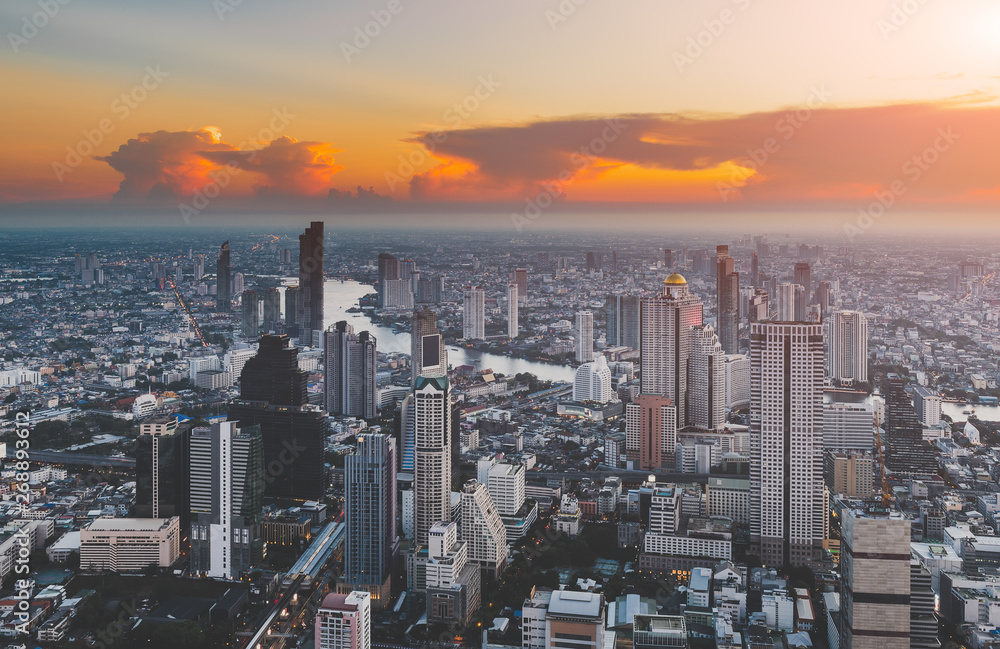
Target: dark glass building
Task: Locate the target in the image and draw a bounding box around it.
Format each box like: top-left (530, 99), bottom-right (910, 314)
top-left (216, 240), bottom-right (231, 313)
top-left (298, 221), bottom-right (324, 344)
top-left (135, 416), bottom-right (190, 530)
top-left (229, 334), bottom-right (328, 502)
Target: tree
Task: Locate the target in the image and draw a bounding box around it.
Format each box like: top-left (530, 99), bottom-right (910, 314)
top-left (153, 620), bottom-right (203, 649)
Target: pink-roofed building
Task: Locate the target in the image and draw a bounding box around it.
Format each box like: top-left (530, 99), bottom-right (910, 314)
top-left (315, 591), bottom-right (370, 649)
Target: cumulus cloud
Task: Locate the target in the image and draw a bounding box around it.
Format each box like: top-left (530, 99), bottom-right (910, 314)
top-left (406, 100), bottom-right (1000, 205)
top-left (98, 128), bottom-right (345, 199)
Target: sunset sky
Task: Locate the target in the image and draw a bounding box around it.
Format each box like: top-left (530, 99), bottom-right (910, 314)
top-left (3, 0), bottom-right (1000, 217)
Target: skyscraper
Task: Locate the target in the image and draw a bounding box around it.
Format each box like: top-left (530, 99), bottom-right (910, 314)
top-left (413, 375), bottom-right (451, 546)
top-left (716, 246), bottom-right (739, 354)
top-left (298, 221), bottom-right (324, 345)
top-left (664, 249), bottom-right (673, 268)
top-left (750, 252), bottom-right (759, 288)
top-left (829, 311), bottom-right (869, 385)
top-left (324, 322), bottom-right (377, 419)
top-left (135, 416), bottom-right (190, 530)
top-left (262, 286), bottom-right (281, 333)
top-left (507, 283), bottom-right (518, 339)
top-left (189, 420), bottom-right (264, 580)
top-left (640, 273), bottom-right (703, 427)
top-left (776, 283), bottom-right (802, 322)
top-left (284, 285), bottom-right (300, 331)
top-left (462, 286), bottom-right (485, 340)
top-left (228, 334), bottom-right (327, 501)
top-left (241, 289), bottom-right (259, 339)
top-left (840, 510), bottom-right (911, 649)
top-left (688, 324), bottom-right (725, 431)
top-left (626, 394), bottom-right (676, 471)
top-left (605, 295), bottom-right (640, 349)
top-left (750, 321), bottom-right (824, 567)
top-left (512, 268), bottom-right (527, 304)
top-left (316, 592), bottom-right (372, 649)
top-left (883, 374), bottom-right (937, 475)
top-left (575, 310), bottom-right (594, 363)
top-left (216, 240), bottom-right (231, 313)
top-left (794, 262), bottom-right (811, 298)
top-left (411, 307), bottom-right (447, 386)
top-left (378, 253), bottom-right (400, 284)
top-left (343, 433), bottom-right (398, 606)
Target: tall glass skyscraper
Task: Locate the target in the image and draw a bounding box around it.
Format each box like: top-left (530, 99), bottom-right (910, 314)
top-left (298, 221), bottom-right (324, 345)
top-left (343, 433), bottom-right (398, 607)
top-left (216, 240), bottom-right (231, 313)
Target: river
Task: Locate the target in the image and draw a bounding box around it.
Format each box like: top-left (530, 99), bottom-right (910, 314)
top-left (281, 279), bottom-right (576, 383)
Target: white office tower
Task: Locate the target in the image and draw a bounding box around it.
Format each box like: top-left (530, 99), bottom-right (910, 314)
top-left (486, 462), bottom-right (526, 516)
top-left (224, 347), bottom-right (257, 382)
top-left (189, 420), bottom-right (264, 580)
top-left (463, 286), bottom-right (485, 340)
top-left (640, 274), bottom-right (703, 427)
top-left (413, 376), bottom-right (452, 547)
top-left (316, 591), bottom-right (372, 649)
top-left (750, 321), bottom-right (824, 568)
top-left (425, 521), bottom-right (481, 626)
top-left (822, 401), bottom-right (874, 453)
top-left (829, 311), bottom-right (869, 385)
top-left (575, 310), bottom-right (594, 363)
top-left (573, 356), bottom-right (614, 404)
top-left (776, 283), bottom-right (803, 322)
top-left (460, 480), bottom-right (507, 578)
top-left (688, 325), bottom-right (725, 431)
top-left (725, 354), bottom-right (750, 410)
top-left (324, 321), bottom-right (377, 419)
top-left (507, 284), bottom-right (519, 339)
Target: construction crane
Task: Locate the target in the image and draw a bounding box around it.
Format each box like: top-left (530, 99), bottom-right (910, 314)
top-left (873, 411), bottom-right (892, 508)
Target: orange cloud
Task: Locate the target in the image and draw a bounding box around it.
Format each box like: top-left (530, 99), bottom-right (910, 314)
top-left (405, 101), bottom-right (1000, 206)
top-left (97, 128), bottom-right (344, 199)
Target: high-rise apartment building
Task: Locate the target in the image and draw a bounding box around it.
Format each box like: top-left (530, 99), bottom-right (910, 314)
top-left (343, 433), bottom-right (398, 606)
top-left (463, 286), bottom-right (485, 340)
top-left (776, 283), bottom-right (801, 322)
top-left (750, 321), bottom-right (824, 567)
top-left (241, 289), bottom-right (259, 339)
top-left (840, 510), bottom-right (910, 649)
top-left (324, 321), bottom-right (377, 419)
top-left (640, 274), bottom-right (703, 427)
top-left (512, 268), bottom-right (528, 304)
top-left (507, 283), bottom-right (518, 339)
top-left (216, 240), bottom-right (231, 313)
top-left (724, 354), bottom-right (750, 410)
top-left (883, 374), bottom-right (937, 475)
top-left (824, 452), bottom-right (874, 497)
top-left (460, 480), bottom-right (507, 579)
top-left (575, 311), bottom-right (594, 363)
top-left (912, 387), bottom-right (942, 428)
top-left (316, 591), bottom-right (372, 649)
top-left (413, 376), bottom-right (451, 546)
top-left (262, 286), bottom-right (281, 333)
top-left (522, 588), bottom-right (607, 649)
top-left (573, 356), bottom-right (614, 404)
top-left (605, 295), bottom-right (641, 349)
top-left (189, 420), bottom-right (264, 580)
top-left (228, 334), bottom-right (327, 501)
top-left (688, 324), bottom-right (725, 431)
top-left (298, 221), bottom-right (325, 345)
top-left (716, 245), bottom-right (739, 354)
top-left (425, 521), bottom-right (482, 626)
top-left (284, 285), bottom-right (300, 331)
top-left (829, 311), bottom-right (869, 385)
top-left (626, 394), bottom-right (677, 471)
top-left (135, 416), bottom-right (190, 529)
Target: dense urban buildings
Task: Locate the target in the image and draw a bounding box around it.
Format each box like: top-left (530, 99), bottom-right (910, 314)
top-left (413, 376), bottom-right (452, 546)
